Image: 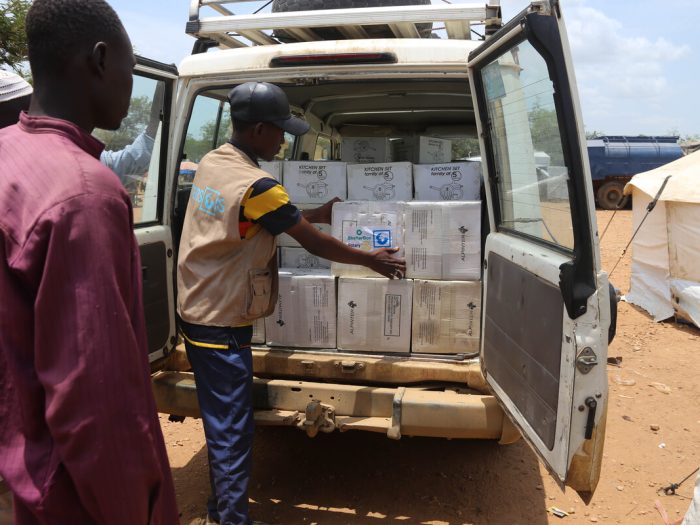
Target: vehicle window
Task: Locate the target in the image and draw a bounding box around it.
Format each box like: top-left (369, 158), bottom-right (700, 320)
top-left (94, 74), bottom-right (165, 225)
top-left (180, 92), bottom-right (297, 183)
top-left (276, 132), bottom-right (296, 160)
top-left (452, 137), bottom-right (481, 160)
top-left (480, 40), bottom-right (574, 250)
top-left (177, 94), bottom-right (228, 191)
top-left (314, 135), bottom-right (332, 160)
top-left (183, 95), bottom-right (229, 163)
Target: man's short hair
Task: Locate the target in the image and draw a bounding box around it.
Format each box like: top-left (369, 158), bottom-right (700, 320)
top-left (26, 0), bottom-right (126, 80)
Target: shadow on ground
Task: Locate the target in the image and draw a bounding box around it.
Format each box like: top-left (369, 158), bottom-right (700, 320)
top-left (173, 427), bottom-right (549, 524)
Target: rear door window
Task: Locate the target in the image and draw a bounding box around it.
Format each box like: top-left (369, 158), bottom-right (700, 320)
top-left (480, 39), bottom-right (574, 250)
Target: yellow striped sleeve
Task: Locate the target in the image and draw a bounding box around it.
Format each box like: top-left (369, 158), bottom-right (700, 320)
top-left (242, 184), bottom-right (291, 222)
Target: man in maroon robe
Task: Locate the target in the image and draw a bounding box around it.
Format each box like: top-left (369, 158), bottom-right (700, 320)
top-left (0, 0), bottom-right (179, 523)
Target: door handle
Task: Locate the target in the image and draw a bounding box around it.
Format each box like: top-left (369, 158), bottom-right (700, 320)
top-left (584, 397), bottom-right (597, 439)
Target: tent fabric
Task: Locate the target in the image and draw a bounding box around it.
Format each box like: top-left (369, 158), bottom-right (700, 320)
top-left (624, 150), bottom-right (700, 203)
top-left (667, 202), bottom-right (700, 283)
top-left (670, 279), bottom-right (700, 328)
top-left (623, 193), bottom-right (674, 321)
top-left (623, 151), bottom-right (700, 328)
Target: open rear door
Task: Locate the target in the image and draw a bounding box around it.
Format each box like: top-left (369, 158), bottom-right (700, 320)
top-left (468, 1), bottom-right (610, 501)
top-left (97, 56), bottom-right (179, 363)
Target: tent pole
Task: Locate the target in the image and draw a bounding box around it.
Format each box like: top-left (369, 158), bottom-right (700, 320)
top-left (608, 175), bottom-right (672, 279)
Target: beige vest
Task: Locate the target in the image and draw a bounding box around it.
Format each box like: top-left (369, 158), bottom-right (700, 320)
top-left (177, 143), bottom-right (278, 327)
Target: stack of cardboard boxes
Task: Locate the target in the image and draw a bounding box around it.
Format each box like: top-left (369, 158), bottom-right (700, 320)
top-left (255, 136), bottom-right (483, 355)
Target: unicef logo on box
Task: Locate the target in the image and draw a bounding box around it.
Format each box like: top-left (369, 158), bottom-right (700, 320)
top-left (373, 229), bottom-right (392, 248)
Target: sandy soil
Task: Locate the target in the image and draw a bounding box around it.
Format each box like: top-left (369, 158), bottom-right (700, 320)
top-left (163, 209), bottom-right (700, 525)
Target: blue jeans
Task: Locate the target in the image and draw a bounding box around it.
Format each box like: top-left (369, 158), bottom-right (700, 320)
top-left (181, 321), bottom-right (254, 525)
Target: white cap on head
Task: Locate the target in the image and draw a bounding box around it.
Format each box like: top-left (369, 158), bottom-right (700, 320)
top-left (0, 70), bottom-right (33, 103)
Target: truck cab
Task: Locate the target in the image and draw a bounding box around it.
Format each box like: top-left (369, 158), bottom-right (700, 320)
top-left (105, 0), bottom-right (612, 501)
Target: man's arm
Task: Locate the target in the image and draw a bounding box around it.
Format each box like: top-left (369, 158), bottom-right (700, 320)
top-left (300, 197), bottom-right (341, 225)
top-left (285, 218), bottom-right (406, 279)
top-left (243, 182), bottom-right (405, 278)
top-left (31, 193), bottom-right (177, 524)
top-left (100, 131), bottom-right (155, 178)
top-left (100, 82), bottom-right (164, 179)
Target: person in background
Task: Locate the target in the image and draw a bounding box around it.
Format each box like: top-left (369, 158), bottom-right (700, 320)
top-left (0, 0), bottom-right (179, 523)
top-left (177, 81), bottom-right (406, 525)
top-left (0, 70), bottom-right (32, 129)
top-left (100, 80), bottom-right (165, 180)
top-left (0, 69), bottom-right (163, 180)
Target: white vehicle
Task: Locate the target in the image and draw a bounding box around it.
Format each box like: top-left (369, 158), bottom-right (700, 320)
top-left (117, 0), bottom-right (615, 501)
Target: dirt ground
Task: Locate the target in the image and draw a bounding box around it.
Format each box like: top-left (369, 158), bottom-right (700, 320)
top-left (162, 209), bottom-right (700, 525)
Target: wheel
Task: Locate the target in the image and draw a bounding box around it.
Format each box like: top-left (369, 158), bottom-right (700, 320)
top-left (271, 0), bottom-right (432, 42)
top-left (596, 181), bottom-right (629, 210)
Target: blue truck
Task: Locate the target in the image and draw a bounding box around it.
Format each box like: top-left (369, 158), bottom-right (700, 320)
top-left (587, 135), bottom-right (683, 209)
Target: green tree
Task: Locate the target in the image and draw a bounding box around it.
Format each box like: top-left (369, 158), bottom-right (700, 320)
top-left (451, 137), bottom-right (481, 159)
top-left (93, 96), bottom-right (153, 151)
top-left (528, 103), bottom-right (564, 165)
top-left (586, 130), bottom-right (605, 139)
top-left (183, 109), bottom-right (230, 163)
top-left (0, 0), bottom-right (31, 75)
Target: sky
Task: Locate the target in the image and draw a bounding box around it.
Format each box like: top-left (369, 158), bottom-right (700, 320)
top-left (109, 0), bottom-right (699, 138)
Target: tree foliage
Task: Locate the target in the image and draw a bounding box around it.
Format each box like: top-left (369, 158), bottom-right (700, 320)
top-left (528, 103), bottom-right (565, 166)
top-left (183, 109), bottom-right (230, 163)
top-left (0, 0), bottom-right (31, 75)
top-left (93, 96), bottom-right (153, 151)
top-left (451, 137), bottom-right (481, 160)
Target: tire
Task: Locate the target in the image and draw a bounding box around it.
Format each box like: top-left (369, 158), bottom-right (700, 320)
top-left (271, 0), bottom-right (432, 41)
top-left (596, 181), bottom-right (629, 210)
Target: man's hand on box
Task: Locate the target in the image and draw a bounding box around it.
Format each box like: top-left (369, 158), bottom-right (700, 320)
top-left (367, 247), bottom-right (406, 280)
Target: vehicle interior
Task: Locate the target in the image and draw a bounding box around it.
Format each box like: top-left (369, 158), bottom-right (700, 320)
top-left (177, 78), bottom-right (478, 163)
top-left (172, 77), bottom-right (489, 362)
top-left (172, 75), bottom-right (486, 276)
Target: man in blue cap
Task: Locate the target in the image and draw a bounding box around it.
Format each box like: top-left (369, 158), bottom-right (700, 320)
top-left (177, 81), bottom-right (405, 524)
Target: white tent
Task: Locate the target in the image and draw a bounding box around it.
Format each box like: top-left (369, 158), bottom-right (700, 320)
top-left (623, 150), bottom-right (700, 327)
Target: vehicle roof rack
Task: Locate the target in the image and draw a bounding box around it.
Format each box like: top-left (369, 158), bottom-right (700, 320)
top-left (186, 1), bottom-right (502, 49)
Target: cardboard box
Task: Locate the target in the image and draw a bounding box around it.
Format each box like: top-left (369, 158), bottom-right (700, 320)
top-left (347, 162), bottom-right (413, 201)
top-left (392, 136), bottom-right (452, 164)
top-left (337, 277), bottom-right (413, 353)
top-left (412, 280), bottom-right (481, 354)
top-left (259, 160), bottom-right (282, 180)
top-left (404, 201), bottom-right (481, 280)
top-left (265, 270), bottom-right (336, 349)
top-left (341, 137), bottom-right (392, 163)
top-left (417, 136), bottom-right (452, 164)
top-left (279, 247), bottom-right (330, 269)
top-left (251, 317), bottom-right (266, 344)
top-left (413, 162), bottom-right (480, 201)
top-left (277, 203), bottom-right (332, 248)
top-left (331, 201), bottom-right (405, 278)
top-left (283, 161), bottom-right (347, 203)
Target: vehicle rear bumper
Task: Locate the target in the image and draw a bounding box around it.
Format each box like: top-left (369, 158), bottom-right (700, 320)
top-left (152, 371), bottom-right (520, 443)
